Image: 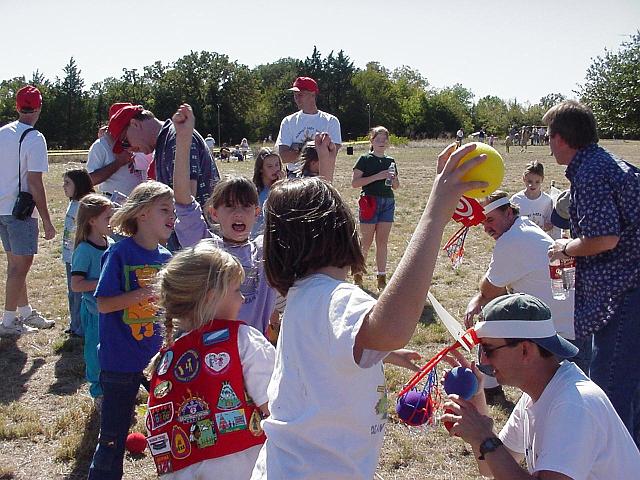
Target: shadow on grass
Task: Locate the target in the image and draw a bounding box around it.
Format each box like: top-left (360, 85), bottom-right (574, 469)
top-left (0, 336), bottom-right (45, 405)
top-left (360, 287), bottom-right (437, 327)
top-left (48, 335), bottom-right (86, 396)
top-left (64, 407), bottom-right (100, 479)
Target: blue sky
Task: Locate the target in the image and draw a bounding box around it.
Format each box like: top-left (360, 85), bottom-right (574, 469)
top-left (2, 0), bottom-right (639, 104)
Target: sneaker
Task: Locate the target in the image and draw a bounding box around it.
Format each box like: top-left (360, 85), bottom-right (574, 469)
top-left (353, 273), bottom-right (364, 288)
top-left (0, 319), bottom-right (38, 336)
top-left (377, 274), bottom-right (387, 292)
top-left (21, 310), bottom-right (55, 329)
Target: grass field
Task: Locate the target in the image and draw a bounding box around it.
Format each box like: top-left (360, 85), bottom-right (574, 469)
top-left (1, 139), bottom-right (639, 479)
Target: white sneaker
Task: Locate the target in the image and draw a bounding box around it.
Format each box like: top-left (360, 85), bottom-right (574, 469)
top-left (0, 319), bottom-right (38, 336)
top-left (21, 310), bottom-right (55, 329)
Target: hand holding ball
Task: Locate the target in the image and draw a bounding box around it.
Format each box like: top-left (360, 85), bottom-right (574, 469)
top-left (443, 366), bottom-right (479, 400)
top-left (457, 143), bottom-right (504, 199)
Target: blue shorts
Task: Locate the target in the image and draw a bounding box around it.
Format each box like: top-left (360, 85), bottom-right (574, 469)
top-left (359, 196), bottom-right (395, 224)
top-left (0, 215), bottom-right (38, 255)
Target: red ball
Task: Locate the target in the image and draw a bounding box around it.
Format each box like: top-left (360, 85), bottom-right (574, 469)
top-left (125, 432), bottom-right (147, 454)
top-left (442, 407), bottom-right (456, 433)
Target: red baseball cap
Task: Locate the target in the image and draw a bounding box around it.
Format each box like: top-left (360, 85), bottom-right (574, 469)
top-left (109, 102), bottom-right (133, 120)
top-left (288, 77), bottom-right (319, 94)
top-left (16, 85), bottom-right (42, 112)
top-left (108, 105), bottom-right (144, 153)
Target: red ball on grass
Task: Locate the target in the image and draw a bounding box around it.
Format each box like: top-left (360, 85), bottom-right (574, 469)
top-left (125, 432), bottom-right (147, 455)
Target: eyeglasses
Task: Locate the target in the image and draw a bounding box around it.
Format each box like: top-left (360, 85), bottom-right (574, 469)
top-left (480, 340), bottom-right (522, 359)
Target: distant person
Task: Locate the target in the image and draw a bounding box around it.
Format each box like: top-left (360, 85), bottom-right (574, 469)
top-left (0, 85), bottom-right (56, 337)
top-left (456, 128), bottom-right (464, 147)
top-left (87, 102), bottom-right (143, 198)
top-left (205, 133), bottom-right (216, 154)
top-left (510, 160), bottom-right (553, 233)
top-left (546, 100), bottom-right (640, 446)
top-left (520, 126), bottom-right (531, 152)
top-left (505, 135), bottom-right (513, 153)
top-left (61, 168), bottom-right (95, 337)
top-left (478, 128), bottom-right (486, 143)
top-left (240, 137), bottom-right (250, 158)
top-left (251, 148), bottom-right (284, 239)
top-left (445, 293), bottom-right (640, 479)
top-left (351, 126), bottom-right (399, 292)
top-left (275, 76), bottom-right (342, 164)
top-left (488, 134), bottom-right (495, 147)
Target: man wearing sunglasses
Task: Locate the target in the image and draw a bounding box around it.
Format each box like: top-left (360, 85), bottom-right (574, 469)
top-left (444, 293), bottom-right (640, 480)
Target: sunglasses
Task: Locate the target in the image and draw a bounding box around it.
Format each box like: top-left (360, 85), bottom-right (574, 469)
top-left (479, 340), bottom-right (523, 359)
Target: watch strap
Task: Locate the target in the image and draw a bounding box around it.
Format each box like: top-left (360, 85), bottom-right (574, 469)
top-left (478, 436), bottom-right (503, 460)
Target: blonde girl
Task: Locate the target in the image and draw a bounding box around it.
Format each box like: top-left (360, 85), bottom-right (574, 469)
top-left (88, 181), bottom-right (174, 479)
top-left (147, 242), bottom-right (275, 479)
top-left (351, 126), bottom-right (400, 291)
top-left (70, 193), bottom-right (113, 402)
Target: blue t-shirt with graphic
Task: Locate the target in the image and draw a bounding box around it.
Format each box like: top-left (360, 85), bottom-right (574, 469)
top-left (71, 237), bottom-right (114, 315)
top-left (95, 236), bottom-right (171, 372)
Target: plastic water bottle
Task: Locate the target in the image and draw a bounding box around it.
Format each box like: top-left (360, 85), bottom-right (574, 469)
top-left (561, 258), bottom-right (576, 292)
top-left (385, 162), bottom-right (396, 186)
top-left (550, 259), bottom-right (566, 300)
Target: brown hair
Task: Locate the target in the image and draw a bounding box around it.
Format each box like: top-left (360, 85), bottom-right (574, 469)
top-left (264, 177), bottom-right (365, 295)
top-left (63, 168), bottom-right (95, 201)
top-left (369, 126), bottom-right (390, 151)
top-left (110, 181), bottom-right (174, 236)
top-left (204, 175), bottom-right (258, 211)
top-left (483, 190), bottom-right (520, 216)
top-left (542, 100), bottom-right (598, 149)
top-left (523, 160), bottom-right (544, 178)
top-left (299, 143), bottom-right (319, 177)
top-left (155, 241), bottom-right (244, 344)
top-left (252, 148), bottom-right (283, 191)
top-left (74, 193), bottom-right (113, 247)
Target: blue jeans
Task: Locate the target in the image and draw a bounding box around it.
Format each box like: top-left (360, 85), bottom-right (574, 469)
top-left (81, 302), bottom-right (102, 398)
top-left (65, 262), bottom-right (83, 336)
top-left (590, 285), bottom-right (640, 447)
top-left (88, 370), bottom-right (145, 480)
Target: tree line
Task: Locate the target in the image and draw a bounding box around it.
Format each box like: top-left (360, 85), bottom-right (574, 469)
top-left (0, 37), bottom-right (637, 149)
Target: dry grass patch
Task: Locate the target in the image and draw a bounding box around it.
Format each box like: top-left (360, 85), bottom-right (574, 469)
top-left (0, 403), bottom-right (42, 440)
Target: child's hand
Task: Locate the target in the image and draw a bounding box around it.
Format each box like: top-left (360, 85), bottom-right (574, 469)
top-left (315, 132), bottom-right (337, 182)
top-left (172, 103), bottom-right (195, 140)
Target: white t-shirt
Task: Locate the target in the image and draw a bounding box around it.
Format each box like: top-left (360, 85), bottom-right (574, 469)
top-left (0, 121), bottom-right (48, 216)
top-left (164, 324), bottom-right (275, 480)
top-left (251, 274), bottom-right (388, 480)
top-left (510, 191), bottom-right (553, 232)
top-left (500, 361), bottom-right (640, 479)
top-left (275, 110), bottom-right (342, 151)
top-left (86, 135), bottom-right (142, 196)
top-left (205, 136), bottom-right (215, 149)
top-left (486, 217), bottom-right (575, 339)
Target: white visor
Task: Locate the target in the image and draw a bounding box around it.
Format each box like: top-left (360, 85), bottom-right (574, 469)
top-left (474, 318), bottom-right (556, 339)
top-left (483, 196), bottom-right (511, 214)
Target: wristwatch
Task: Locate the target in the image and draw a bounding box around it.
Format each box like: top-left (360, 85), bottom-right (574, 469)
top-left (478, 436), bottom-right (503, 460)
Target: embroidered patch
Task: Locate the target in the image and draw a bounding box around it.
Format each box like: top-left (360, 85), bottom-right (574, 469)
top-left (153, 380), bottom-right (172, 399)
top-left (204, 352), bottom-right (231, 374)
top-left (157, 350), bottom-right (174, 376)
top-left (190, 419), bottom-right (217, 448)
top-left (174, 349), bottom-right (200, 382)
top-left (217, 381), bottom-right (241, 410)
top-left (171, 425), bottom-right (191, 459)
top-left (147, 432), bottom-right (171, 456)
top-left (149, 402), bottom-right (174, 430)
top-left (153, 453), bottom-right (173, 474)
top-left (249, 409), bottom-right (263, 436)
top-left (202, 328), bottom-right (230, 346)
top-left (215, 408), bottom-right (248, 434)
top-left (177, 395), bottom-right (211, 424)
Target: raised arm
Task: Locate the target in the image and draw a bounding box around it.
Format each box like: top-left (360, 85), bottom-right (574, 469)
top-left (355, 143), bottom-right (487, 354)
top-left (172, 104), bottom-right (196, 205)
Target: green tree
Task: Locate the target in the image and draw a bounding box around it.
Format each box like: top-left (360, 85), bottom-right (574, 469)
top-left (579, 32), bottom-right (640, 138)
top-left (474, 96), bottom-right (509, 136)
top-left (352, 62), bottom-right (402, 135)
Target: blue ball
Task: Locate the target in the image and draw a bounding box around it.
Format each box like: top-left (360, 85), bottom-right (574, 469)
top-left (443, 366), bottom-right (478, 400)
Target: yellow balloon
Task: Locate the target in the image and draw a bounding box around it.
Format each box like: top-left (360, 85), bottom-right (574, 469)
top-left (458, 142), bottom-right (504, 198)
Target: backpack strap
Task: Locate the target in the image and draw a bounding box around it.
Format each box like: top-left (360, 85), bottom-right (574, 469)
top-left (17, 127), bottom-right (37, 193)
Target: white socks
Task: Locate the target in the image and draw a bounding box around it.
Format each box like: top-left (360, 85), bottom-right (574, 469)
top-left (17, 305), bottom-right (33, 318)
top-left (2, 311), bottom-right (17, 327)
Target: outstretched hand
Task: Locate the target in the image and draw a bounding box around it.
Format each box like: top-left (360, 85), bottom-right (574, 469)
top-left (172, 103), bottom-right (195, 140)
top-left (315, 132), bottom-right (337, 182)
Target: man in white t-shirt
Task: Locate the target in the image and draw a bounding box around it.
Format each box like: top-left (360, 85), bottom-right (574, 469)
top-left (86, 102), bottom-right (144, 197)
top-left (204, 133), bottom-right (216, 154)
top-left (465, 191), bottom-right (576, 403)
top-left (444, 293), bottom-right (640, 480)
top-left (0, 86), bottom-right (56, 336)
top-left (275, 76), bottom-right (342, 164)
